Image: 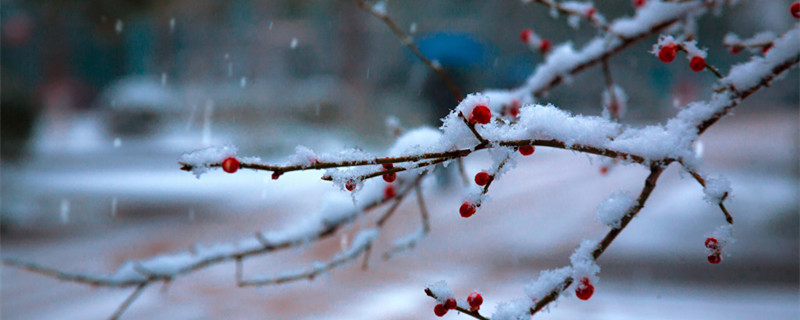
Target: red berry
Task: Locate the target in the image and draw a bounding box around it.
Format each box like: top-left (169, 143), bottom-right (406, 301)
top-left (575, 278), bottom-right (594, 300)
top-left (271, 171), bottom-right (282, 180)
top-left (467, 292), bottom-right (483, 311)
top-left (708, 253), bottom-right (721, 264)
top-left (382, 172), bottom-right (397, 183)
top-left (469, 105), bottom-right (492, 125)
top-left (384, 185), bottom-right (396, 199)
top-left (539, 39), bottom-right (551, 53)
top-left (599, 166), bottom-right (609, 175)
top-left (586, 7), bottom-right (596, 19)
top-left (792, 2), bottom-right (800, 18)
top-left (434, 304), bottom-right (448, 317)
top-left (444, 297), bottom-right (457, 310)
top-left (730, 46), bottom-right (741, 55)
top-left (704, 237), bottom-right (719, 250)
top-left (460, 202), bottom-right (476, 218)
top-left (658, 43), bottom-right (677, 63)
top-left (382, 159), bottom-right (393, 170)
top-left (520, 29), bottom-right (533, 43)
top-left (762, 43), bottom-right (773, 54)
top-left (633, 0), bottom-right (645, 8)
top-left (474, 171), bottom-right (490, 186)
top-left (519, 145), bottom-right (535, 156)
top-left (689, 56), bottom-right (705, 72)
top-left (345, 180), bottom-right (357, 191)
top-left (507, 100), bottom-right (520, 118)
top-left (221, 157), bottom-right (239, 173)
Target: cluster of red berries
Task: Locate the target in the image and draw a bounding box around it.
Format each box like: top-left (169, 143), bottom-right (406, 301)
top-left (381, 161), bottom-right (396, 183)
top-left (705, 237), bottom-right (722, 264)
top-left (657, 42), bottom-right (705, 72)
top-left (792, 2), bottom-right (800, 19)
top-left (222, 157), bottom-right (240, 173)
top-left (381, 160), bottom-right (397, 198)
top-left (520, 29), bottom-right (551, 53)
top-left (575, 277), bottom-right (595, 300)
top-left (433, 292), bottom-right (483, 317)
top-left (585, 7), bottom-right (596, 19)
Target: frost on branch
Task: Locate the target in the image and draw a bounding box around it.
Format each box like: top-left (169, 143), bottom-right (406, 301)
top-left (702, 174), bottom-right (731, 204)
top-left (570, 240), bottom-right (600, 284)
top-left (596, 191), bottom-right (637, 229)
top-left (524, 267), bottom-right (572, 304)
top-left (722, 26), bottom-right (800, 91)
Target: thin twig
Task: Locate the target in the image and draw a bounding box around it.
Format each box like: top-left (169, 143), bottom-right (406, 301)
top-left (356, 0), bottom-right (462, 102)
top-left (110, 282), bottom-right (148, 320)
top-left (684, 168), bottom-right (734, 224)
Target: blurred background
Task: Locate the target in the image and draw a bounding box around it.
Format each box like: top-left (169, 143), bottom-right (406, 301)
top-left (1, 0), bottom-right (797, 319)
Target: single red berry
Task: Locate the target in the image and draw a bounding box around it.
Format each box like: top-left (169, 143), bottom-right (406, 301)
top-left (384, 185), bottom-right (396, 199)
top-left (708, 253), bottom-right (721, 264)
top-left (658, 43), bottom-right (677, 63)
top-left (539, 39), bottom-right (551, 53)
top-left (519, 145), bottom-right (535, 156)
top-left (507, 100), bottom-right (520, 117)
top-left (382, 158), bottom-right (393, 170)
top-left (575, 278), bottom-right (594, 300)
top-left (460, 201), bottom-right (476, 218)
top-left (633, 0), bottom-right (646, 8)
top-left (382, 172), bottom-right (397, 183)
top-left (434, 303), bottom-right (448, 317)
top-left (467, 292), bottom-right (483, 311)
top-left (586, 7), bottom-right (596, 19)
top-left (762, 43), bottom-right (773, 54)
top-left (469, 105), bottom-right (492, 125)
top-left (345, 180), bottom-right (357, 191)
top-left (791, 2), bottom-right (800, 18)
top-left (474, 171), bottom-right (490, 186)
top-left (271, 171), bottom-right (282, 180)
top-left (599, 166), bottom-right (609, 175)
top-left (705, 237), bottom-right (719, 250)
top-left (444, 297), bottom-right (457, 310)
top-left (730, 46), bottom-right (741, 55)
top-left (689, 56), bottom-right (705, 72)
top-left (520, 29), bottom-right (533, 43)
top-left (221, 157), bottom-right (239, 173)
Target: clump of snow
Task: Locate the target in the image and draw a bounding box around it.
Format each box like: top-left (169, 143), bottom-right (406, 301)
top-left (705, 225), bottom-right (734, 255)
top-left (702, 175), bottom-right (730, 204)
top-left (682, 40), bottom-right (707, 59)
top-left (291, 145), bottom-right (318, 167)
top-left (427, 280), bottom-right (454, 302)
top-left (387, 127), bottom-right (443, 157)
top-left (569, 240), bottom-right (600, 284)
top-left (596, 191), bottom-right (637, 228)
top-left (722, 27), bottom-right (800, 91)
top-left (179, 145), bottom-right (237, 178)
top-left (483, 104), bottom-right (621, 149)
top-left (723, 31), bottom-right (775, 52)
top-left (492, 298), bottom-right (533, 320)
top-left (524, 267), bottom-right (572, 302)
top-left (372, 0), bottom-right (387, 15)
top-left (611, 1), bottom-right (702, 38)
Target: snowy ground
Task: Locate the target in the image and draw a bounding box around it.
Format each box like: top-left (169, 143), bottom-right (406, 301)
top-left (2, 109), bottom-right (797, 319)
